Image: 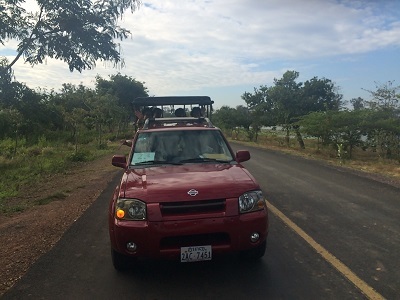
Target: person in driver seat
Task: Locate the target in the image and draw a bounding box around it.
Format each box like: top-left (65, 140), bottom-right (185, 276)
top-left (190, 107), bottom-right (202, 118)
top-left (174, 108), bottom-right (186, 117)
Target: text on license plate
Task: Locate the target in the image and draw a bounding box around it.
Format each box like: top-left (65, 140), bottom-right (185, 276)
top-left (180, 245), bottom-right (212, 262)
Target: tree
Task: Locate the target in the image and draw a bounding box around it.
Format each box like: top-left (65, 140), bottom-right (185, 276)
top-left (0, 58), bottom-right (18, 108)
top-left (95, 73), bottom-right (148, 116)
top-left (297, 111), bottom-right (333, 149)
top-left (1, 58), bottom-right (60, 143)
top-left (1, 0), bottom-right (140, 73)
top-left (362, 81), bottom-right (400, 159)
top-left (48, 84), bottom-right (90, 149)
top-left (213, 105), bottom-right (254, 140)
top-left (350, 97), bottom-right (365, 110)
top-left (242, 86), bottom-right (271, 111)
top-left (361, 109), bottom-right (400, 159)
top-left (268, 71), bottom-right (303, 147)
top-left (3, 108), bottom-right (23, 157)
top-left (84, 93), bottom-right (121, 149)
top-left (213, 106), bottom-right (238, 137)
top-left (298, 110), bottom-right (364, 159)
top-left (63, 107), bottom-right (87, 154)
top-left (243, 71), bottom-right (343, 149)
top-left (241, 86), bottom-right (273, 142)
top-left (301, 77), bottom-right (342, 112)
top-left (364, 81), bottom-right (399, 110)
top-left (330, 110), bottom-right (364, 159)
top-left (235, 105), bottom-right (253, 140)
top-left (95, 73), bottom-right (149, 137)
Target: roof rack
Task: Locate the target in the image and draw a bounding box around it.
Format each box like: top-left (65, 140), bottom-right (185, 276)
top-left (143, 117), bottom-right (214, 129)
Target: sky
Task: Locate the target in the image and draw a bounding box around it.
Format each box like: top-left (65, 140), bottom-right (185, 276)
top-left (1, 0), bottom-right (400, 109)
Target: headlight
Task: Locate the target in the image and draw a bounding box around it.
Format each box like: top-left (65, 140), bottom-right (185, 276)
top-left (239, 190), bottom-right (266, 213)
top-left (115, 199), bottom-right (147, 220)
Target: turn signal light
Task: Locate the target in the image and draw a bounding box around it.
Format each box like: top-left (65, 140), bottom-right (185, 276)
top-left (116, 209), bottom-right (125, 219)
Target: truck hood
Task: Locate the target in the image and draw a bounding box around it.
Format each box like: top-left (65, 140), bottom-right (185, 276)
top-left (120, 163), bottom-right (258, 203)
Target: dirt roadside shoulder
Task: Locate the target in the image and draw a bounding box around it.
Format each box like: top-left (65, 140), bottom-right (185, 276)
top-left (0, 153), bottom-right (121, 296)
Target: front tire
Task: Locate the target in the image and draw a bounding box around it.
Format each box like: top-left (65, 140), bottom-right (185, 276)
top-left (111, 248), bottom-right (130, 271)
top-left (240, 240), bottom-right (267, 261)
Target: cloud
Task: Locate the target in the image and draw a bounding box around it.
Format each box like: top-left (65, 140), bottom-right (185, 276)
top-left (115, 0), bottom-right (400, 89)
top-left (1, 0), bottom-right (399, 106)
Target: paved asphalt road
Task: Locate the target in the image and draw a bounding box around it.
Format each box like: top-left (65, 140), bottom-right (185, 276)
top-left (3, 142), bottom-right (399, 299)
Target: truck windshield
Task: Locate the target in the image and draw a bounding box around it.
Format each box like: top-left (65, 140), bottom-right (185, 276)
top-left (131, 130), bottom-right (234, 166)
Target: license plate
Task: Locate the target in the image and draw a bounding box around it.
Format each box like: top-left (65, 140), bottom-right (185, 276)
top-left (180, 245), bottom-right (212, 262)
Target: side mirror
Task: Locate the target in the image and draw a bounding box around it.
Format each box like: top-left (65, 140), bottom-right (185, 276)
top-left (112, 155), bottom-right (127, 168)
top-left (236, 150), bottom-right (250, 163)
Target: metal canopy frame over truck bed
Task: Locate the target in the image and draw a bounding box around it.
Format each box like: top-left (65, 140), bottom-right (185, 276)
top-left (132, 96), bottom-right (214, 106)
top-left (132, 96), bottom-right (214, 118)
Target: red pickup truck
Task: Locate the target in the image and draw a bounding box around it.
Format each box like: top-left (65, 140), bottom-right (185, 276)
top-left (108, 96), bottom-right (269, 270)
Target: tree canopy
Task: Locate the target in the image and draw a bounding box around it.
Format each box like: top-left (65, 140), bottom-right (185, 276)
top-left (237, 70), bottom-right (343, 147)
top-left (214, 70), bottom-right (399, 159)
top-left (1, 0), bottom-right (140, 73)
top-left (95, 73), bottom-right (148, 112)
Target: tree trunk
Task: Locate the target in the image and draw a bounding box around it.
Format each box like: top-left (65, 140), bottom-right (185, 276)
top-left (13, 130), bottom-right (18, 158)
top-left (74, 129), bottom-right (79, 155)
top-left (294, 126), bottom-right (305, 149)
top-left (98, 123), bottom-right (102, 148)
top-left (285, 126), bottom-right (290, 147)
top-left (349, 144), bottom-right (353, 159)
top-left (116, 121), bottom-right (121, 140)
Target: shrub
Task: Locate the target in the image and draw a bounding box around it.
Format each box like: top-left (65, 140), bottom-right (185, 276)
top-left (67, 150), bottom-right (92, 162)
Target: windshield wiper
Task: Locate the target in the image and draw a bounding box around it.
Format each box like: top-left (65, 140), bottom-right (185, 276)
top-left (134, 160), bottom-right (182, 165)
top-left (179, 157), bottom-right (231, 163)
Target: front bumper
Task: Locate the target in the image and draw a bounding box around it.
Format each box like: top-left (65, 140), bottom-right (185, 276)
top-left (109, 209), bottom-right (268, 260)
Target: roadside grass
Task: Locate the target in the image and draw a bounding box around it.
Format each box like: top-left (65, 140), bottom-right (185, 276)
top-left (228, 129), bottom-right (400, 182)
top-left (0, 131), bottom-right (131, 215)
top-left (34, 192), bottom-right (68, 206)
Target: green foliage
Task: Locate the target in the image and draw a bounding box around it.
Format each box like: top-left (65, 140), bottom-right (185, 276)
top-left (241, 87), bottom-right (273, 142)
top-left (213, 106), bottom-right (239, 133)
top-left (360, 82), bottom-right (400, 159)
top-left (0, 137), bottom-right (119, 209)
top-left (297, 112), bottom-right (331, 144)
top-left (364, 80), bottom-right (399, 110)
top-left (96, 73), bottom-right (149, 113)
top-left (301, 77), bottom-right (343, 112)
top-left (1, 3), bottom-right (153, 212)
top-left (303, 110), bottom-right (364, 158)
top-left (0, 136), bottom-right (26, 158)
top-left (240, 70), bottom-right (343, 147)
top-left (67, 150), bottom-right (92, 162)
top-left (0, 68), bottom-right (145, 163)
top-left (360, 109), bottom-right (400, 159)
top-left (1, 0), bottom-right (141, 72)
top-left (236, 72), bottom-right (399, 159)
top-left (37, 135), bottom-right (48, 148)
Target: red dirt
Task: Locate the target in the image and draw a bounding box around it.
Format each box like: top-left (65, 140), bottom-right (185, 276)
top-left (0, 154), bottom-right (121, 296)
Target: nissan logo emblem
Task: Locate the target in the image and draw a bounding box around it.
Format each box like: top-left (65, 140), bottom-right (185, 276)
top-left (187, 189), bottom-right (199, 196)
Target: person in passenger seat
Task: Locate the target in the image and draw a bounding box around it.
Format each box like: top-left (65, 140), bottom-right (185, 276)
top-left (153, 107), bottom-right (163, 118)
top-left (174, 108), bottom-right (186, 117)
top-left (190, 107), bottom-right (202, 118)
